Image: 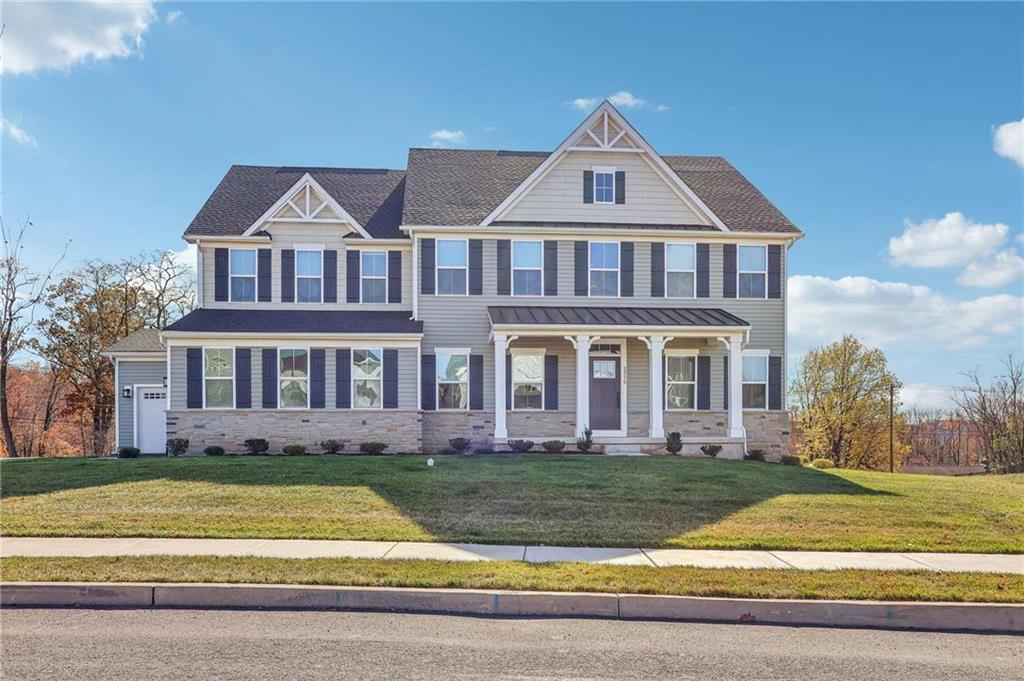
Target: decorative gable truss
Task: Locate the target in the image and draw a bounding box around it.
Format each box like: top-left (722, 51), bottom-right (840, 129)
top-left (570, 108), bottom-right (642, 152)
top-left (243, 173), bottom-right (372, 238)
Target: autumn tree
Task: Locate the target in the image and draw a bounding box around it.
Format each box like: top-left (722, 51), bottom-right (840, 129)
top-left (137, 250), bottom-right (195, 327)
top-left (954, 356), bottom-right (1024, 473)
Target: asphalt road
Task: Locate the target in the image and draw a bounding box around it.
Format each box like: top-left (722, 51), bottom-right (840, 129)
top-left (2, 608), bottom-right (1022, 680)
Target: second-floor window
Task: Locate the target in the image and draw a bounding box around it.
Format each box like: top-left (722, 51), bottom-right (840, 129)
top-left (296, 250), bottom-right (323, 303)
top-left (361, 252), bottom-right (387, 303)
top-left (742, 353), bottom-right (768, 409)
top-left (229, 249), bottom-right (256, 302)
top-left (352, 348), bottom-right (383, 408)
top-left (738, 245), bottom-right (767, 299)
top-left (512, 240), bottom-right (542, 296)
top-left (594, 169), bottom-right (614, 204)
top-left (279, 348), bottom-right (309, 408)
top-left (436, 239), bottom-right (467, 295)
top-left (666, 243), bottom-right (696, 298)
top-left (436, 351), bottom-right (469, 409)
top-left (204, 348), bottom-right (234, 408)
top-left (589, 241), bottom-right (619, 297)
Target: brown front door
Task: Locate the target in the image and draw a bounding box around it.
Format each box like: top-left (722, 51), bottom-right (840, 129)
top-left (589, 357), bottom-right (621, 431)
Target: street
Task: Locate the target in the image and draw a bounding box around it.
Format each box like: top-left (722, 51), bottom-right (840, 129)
top-left (1, 608), bottom-right (1021, 680)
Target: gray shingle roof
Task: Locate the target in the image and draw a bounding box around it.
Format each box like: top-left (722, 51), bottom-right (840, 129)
top-left (103, 328), bottom-right (164, 354)
top-left (488, 306), bottom-right (749, 328)
top-left (164, 309), bottom-right (423, 335)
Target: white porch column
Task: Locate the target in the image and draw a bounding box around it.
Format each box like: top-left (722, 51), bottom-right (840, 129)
top-left (728, 334), bottom-right (746, 439)
top-left (494, 332), bottom-right (508, 440)
top-left (648, 336), bottom-right (666, 438)
top-left (573, 334), bottom-right (592, 437)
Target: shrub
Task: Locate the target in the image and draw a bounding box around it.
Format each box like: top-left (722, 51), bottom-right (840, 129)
top-left (282, 444), bottom-right (307, 456)
top-left (448, 437), bottom-right (472, 454)
top-left (508, 439), bottom-right (534, 453)
top-left (744, 449), bottom-right (766, 462)
top-left (117, 446), bottom-right (140, 459)
top-left (541, 440), bottom-right (566, 453)
top-left (165, 438), bottom-right (189, 457)
top-left (319, 439), bottom-right (344, 455)
top-left (798, 455), bottom-right (810, 466)
top-left (665, 431), bottom-right (683, 455)
top-left (700, 444), bottom-right (722, 458)
top-left (203, 446), bottom-right (226, 457)
top-left (243, 438), bottom-right (269, 456)
top-left (576, 427), bottom-right (594, 452)
top-left (359, 441), bottom-right (389, 456)
top-left (811, 458), bottom-right (835, 469)
top-left (780, 454), bottom-right (801, 466)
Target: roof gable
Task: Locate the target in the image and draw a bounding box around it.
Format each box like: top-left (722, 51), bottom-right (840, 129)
top-left (242, 173), bottom-right (371, 238)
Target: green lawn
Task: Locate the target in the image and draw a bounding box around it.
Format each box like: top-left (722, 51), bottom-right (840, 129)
top-left (1, 455), bottom-right (1021, 553)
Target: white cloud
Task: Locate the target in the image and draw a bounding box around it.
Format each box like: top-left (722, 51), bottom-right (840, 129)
top-left (0, 118), bottom-right (37, 147)
top-left (608, 91), bottom-right (648, 109)
top-left (171, 244), bottom-right (196, 272)
top-left (568, 91), bottom-right (669, 113)
top-left (429, 129), bottom-right (467, 147)
top-left (569, 97), bottom-right (599, 112)
top-left (888, 212), bottom-right (1009, 268)
top-left (165, 9), bottom-right (183, 24)
top-left (789, 274), bottom-right (1024, 351)
top-left (1, 1), bottom-right (157, 75)
top-left (993, 118), bottom-right (1024, 167)
top-left (655, 104), bottom-right (671, 113)
top-left (900, 384), bottom-right (956, 411)
top-left (956, 249), bottom-right (1024, 288)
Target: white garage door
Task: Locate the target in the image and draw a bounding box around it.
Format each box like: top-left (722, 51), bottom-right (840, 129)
top-left (137, 388), bottom-right (167, 454)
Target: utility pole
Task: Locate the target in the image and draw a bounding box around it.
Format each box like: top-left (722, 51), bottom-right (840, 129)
top-left (889, 380), bottom-right (895, 473)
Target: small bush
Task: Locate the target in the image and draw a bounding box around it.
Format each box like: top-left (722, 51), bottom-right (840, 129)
top-left (243, 438), bottom-right (269, 456)
top-left (117, 446), bottom-right (140, 458)
top-left (508, 439), bottom-right (534, 453)
top-left (203, 446), bottom-right (226, 457)
top-left (744, 449), bottom-right (766, 462)
top-left (165, 438), bottom-right (189, 457)
top-left (665, 431), bottom-right (683, 455)
top-left (541, 440), bottom-right (566, 453)
top-left (780, 454), bottom-right (801, 466)
top-left (319, 439), bottom-right (344, 455)
top-left (700, 444), bottom-right (722, 458)
top-left (811, 458), bottom-right (835, 469)
top-left (282, 444), bottom-right (307, 456)
top-left (798, 455), bottom-right (810, 466)
top-left (359, 441), bottom-right (389, 456)
top-left (576, 427), bottom-right (594, 453)
top-left (448, 437), bottom-right (472, 454)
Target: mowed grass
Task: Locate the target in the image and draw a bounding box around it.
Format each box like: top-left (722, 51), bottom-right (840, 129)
top-left (2, 556), bottom-right (1022, 603)
top-left (1, 455), bottom-right (1022, 552)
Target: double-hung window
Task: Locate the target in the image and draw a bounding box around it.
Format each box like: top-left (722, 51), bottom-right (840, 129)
top-left (436, 239), bottom-right (467, 295)
top-left (229, 250), bottom-right (256, 302)
top-left (203, 348), bottom-right (234, 408)
top-left (361, 252), bottom-right (387, 303)
top-left (296, 249), bottom-right (323, 303)
top-left (436, 351), bottom-right (469, 410)
top-left (352, 348), bottom-right (382, 408)
top-left (279, 348), bottom-right (309, 408)
top-left (742, 353), bottom-right (768, 409)
top-left (589, 242), bottom-right (619, 297)
top-left (665, 353), bottom-right (697, 410)
top-left (738, 245), bottom-right (767, 299)
top-left (511, 352), bottom-right (543, 410)
top-left (512, 240), bottom-right (542, 296)
top-left (665, 244), bottom-right (696, 298)
top-left (594, 169), bottom-right (615, 204)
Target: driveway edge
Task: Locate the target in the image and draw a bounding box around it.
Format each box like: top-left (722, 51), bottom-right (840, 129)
top-left (2, 582), bottom-right (1021, 633)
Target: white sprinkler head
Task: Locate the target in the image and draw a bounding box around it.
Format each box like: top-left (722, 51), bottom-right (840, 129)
top-left (427, 458), bottom-right (434, 467)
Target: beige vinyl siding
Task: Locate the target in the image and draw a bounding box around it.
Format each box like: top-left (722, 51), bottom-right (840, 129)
top-left (116, 359), bottom-right (166, 448)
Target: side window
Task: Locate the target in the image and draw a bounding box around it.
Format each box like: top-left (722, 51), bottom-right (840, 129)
top-left (589, 242), bottom-right (619, 297)
top-left (738, 245), bottom-right (767, 299)
top-left (511, 353), bottom-right (543, 410)
top-left (742, 354), bottom-right (768, 409)
top-left (436, 351), bottom-right (469, 409)
top-left (352, 349), bottom-right (383, 408)
top-left (512, 241), bottom-right (542, 296)
top-left (665, 355), bottom-right (696, 410)
top-left (296, 250), bottom-right (323, 303)
top-left (594, 170), bottom-right (614, 204)
top-left (436, 240), bottom-right (467, 295)
top-left (361, 252), bottom-right (387, 303)
top-left (665, 244), bottom-right (695, 298)
top-left (279, 348), bottom-right (309, 408)
top-left (229, 250), bottom-right (256, 302)
top-left (203, 348), bottom-right (234, 408)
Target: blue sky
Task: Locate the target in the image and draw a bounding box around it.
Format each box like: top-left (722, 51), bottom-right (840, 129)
top-left (3, 2), bottom-right (1022, 407)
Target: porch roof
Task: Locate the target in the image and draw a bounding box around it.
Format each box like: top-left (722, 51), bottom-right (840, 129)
top-left (163, 309), bottom-right (423, 335)
top-left (487, 305), bottom-right (749, 330)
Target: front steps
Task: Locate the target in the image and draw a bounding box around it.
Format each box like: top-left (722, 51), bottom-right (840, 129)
top-left (602, 444), bottom-right (648, 456)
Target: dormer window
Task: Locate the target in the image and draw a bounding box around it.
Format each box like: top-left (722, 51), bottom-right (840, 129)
top-left (594, 168), bottom-right (615, 204)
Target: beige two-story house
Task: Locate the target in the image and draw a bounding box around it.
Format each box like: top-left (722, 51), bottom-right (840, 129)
top-left (106, 101), bottom-right (802, 457)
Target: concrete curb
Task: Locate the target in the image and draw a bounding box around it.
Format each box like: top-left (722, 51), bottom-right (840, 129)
top-left (2, 582), bottom-right (1021, 633)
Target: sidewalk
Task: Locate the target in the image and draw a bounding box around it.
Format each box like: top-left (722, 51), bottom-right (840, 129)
top-left (2, 537), bottom-right (1022, 573)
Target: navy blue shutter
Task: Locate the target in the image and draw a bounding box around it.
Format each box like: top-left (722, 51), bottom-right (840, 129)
top-left (544, 355), bottom-right (558, 411)
top-left (186, 347), bottom-right (203, 408)
top-left (261, 348), bottom-right (277, 409)
top-left (697, 355), bottom-right (711, 410)
top-left (505, 354), bottom-right (512, 406)
top-left (614, 171), bottom-right (625, 204)
top-left (335, 349), bottom-right (351, 408)
top-left (310, 349), bottom-right (325, 409)
top-left (696, 243), bottom-right (710, 298)
top-left (722, 244), bottom-right (737, 298)
top-left (723, 356), bottom-right (729, 410)
top-left (346, 250), bottom-right (360, 303)
top-left (214, 249), bottom-right (228, 302)
top-left (387, 251), bottom-right (402, 303)
top-left (620, 242), bottom-right (634, 297)
top-left (383, 349), bottom-right (398, 408)
top-left (469, 239), bottom-right (483, 295)
top-left (496, 240), bottom-right (511, 296)
top-left (323, 251), bottom-right (338, 303)
top-left (574, 241), bottom-right (588, 296)
top-left (769, 356), bottom-right (783, 410)
top-left (469, 354), bottom-right (484, 410)
top-left (235, 348), bottom-right (251, 409)
top-left (257, 249), bottom-right (272, 302)
top-left (543, 241), bottom-right (558, 296)
top-left (421, 239), bottom-right (435, 295)
top-left (583, 170), bottom-right (594, 203)
top-left (421, 354), bottom-right (436, 410)
top-left (281, 250), bottom-right (295, 302)
top-left (768, 245), bottom-right (782, 299)
top-left (651, 243), bottom-right (665, 297)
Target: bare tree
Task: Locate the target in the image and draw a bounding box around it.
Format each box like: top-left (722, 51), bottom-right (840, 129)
top-left (136, 250), bottom-right (195, 327)
top-left (954, 356), bottom-right (1024, 473)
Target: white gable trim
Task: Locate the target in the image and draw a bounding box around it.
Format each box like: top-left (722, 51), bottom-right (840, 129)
top-left (242, 173), bottom-right (373, 239)
top-left (480, 101), bottom-right (730, 232)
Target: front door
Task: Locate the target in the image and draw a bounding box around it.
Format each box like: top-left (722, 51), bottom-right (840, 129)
top-left (589, 357), bottom-right (621, 431)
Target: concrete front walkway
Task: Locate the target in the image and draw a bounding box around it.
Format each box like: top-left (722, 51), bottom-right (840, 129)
top-left (2, 537), bottom-right (1022, 574)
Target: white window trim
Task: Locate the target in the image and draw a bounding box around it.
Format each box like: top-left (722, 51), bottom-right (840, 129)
top-left (664, 348), bottom-right (698, 412)
top-left (593, 166), bottom-right (616, 204)
top-left (228, 248), bottom-right (258, 303)
top-left (664, 242), bottom-right (697, 299)
top-left (737, 244), bottom-right (768, 300)
top-left (202, 346), bottom-right (235, 410)
top-left (294, 246), bottom-right (324, 304)
top-left (435, 238), bottom-right (469, 297)
top-left (435, 346), bottom-right (470, 411)
top-left (741, 349), bottom-right (770, 411)
top-left (278, 346), bottom-right (311, 410)
top-left (351, 347), bottom-right (384, 410)
top-left (588, 240), bottom-right (621, 298)
top-left (359, 251), bottom-right (389, 304)
top-left (510, 347), bottom-right (545, 411)
top-left (511, 239), bottom-right (544, 297)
